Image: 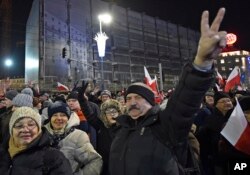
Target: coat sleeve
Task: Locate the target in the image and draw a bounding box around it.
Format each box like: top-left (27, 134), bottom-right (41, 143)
top-left (160, 63), bottom-right (215, 143)
top-left (73, 130), bottom-right (103, 175)
top-left (79, 100), bottom-right (104, 131)
top-left (43, 149), bottom-right (73, 175)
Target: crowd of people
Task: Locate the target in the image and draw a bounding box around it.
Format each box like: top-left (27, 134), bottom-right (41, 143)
top-left (0, 7), bottom-right (250, 175)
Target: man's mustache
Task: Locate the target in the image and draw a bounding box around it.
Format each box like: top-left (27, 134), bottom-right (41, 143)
top-left (128, 105), bottom-right (139, 111)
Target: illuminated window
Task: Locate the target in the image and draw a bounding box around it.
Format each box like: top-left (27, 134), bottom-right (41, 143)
top-left (220, 59), bottom-right (225, 64)
top-left (222, 66), bottom-right (226, 71)
top-left (235, 58), bottom-right (239, 62)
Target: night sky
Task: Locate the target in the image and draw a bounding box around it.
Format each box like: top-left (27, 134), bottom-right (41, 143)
top-left (6, 0), bottom-right (250, 77)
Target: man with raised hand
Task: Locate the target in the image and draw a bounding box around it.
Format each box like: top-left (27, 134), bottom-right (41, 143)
top-left (109, 8), bottom-right (227, 175)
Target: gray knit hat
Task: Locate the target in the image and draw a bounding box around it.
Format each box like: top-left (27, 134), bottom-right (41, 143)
top-left (12, 94), bottom-right (33, 108)
top-left (101, 90), bottom-right (111, 97)
top-left (5, 90), bottom-right (18, 100)
top-left (21, 88), bottom-right (34, 97)
top-left (9, 107), bottom-right (41, 135)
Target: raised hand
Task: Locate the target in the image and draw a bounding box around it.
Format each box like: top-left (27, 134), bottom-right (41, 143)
top-left (194, 8), bottom-right (227, 69)
top-left (77, 80), bottom-right (89, 102)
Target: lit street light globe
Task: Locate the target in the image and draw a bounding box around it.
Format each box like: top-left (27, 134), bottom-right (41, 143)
top-left (95, 13), bottom-right (112, 90)
top-left (5, 59), bottom-right (13, 67)
top-left (98, 13), bottom-right (112, 24)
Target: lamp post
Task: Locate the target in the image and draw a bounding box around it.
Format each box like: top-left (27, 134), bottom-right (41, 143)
top-left (94, 13), bottom-right (112, 90)
top-left (4, 58), bottom-right (13, 78)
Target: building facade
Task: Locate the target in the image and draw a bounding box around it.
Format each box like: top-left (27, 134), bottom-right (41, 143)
top-left (25, 0), bottom-right (200, 91)
top-left (216, 50), bottom-right (250, 89)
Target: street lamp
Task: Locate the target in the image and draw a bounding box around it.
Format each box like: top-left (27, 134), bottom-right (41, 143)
top-left (4, 58), bottom-right (13, 77)
top-left (94, 13), bottom-right (112, 90)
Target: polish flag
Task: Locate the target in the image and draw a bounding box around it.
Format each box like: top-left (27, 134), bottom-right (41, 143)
top-left (144, 67), bottom-right (162, 104)
top-left (224, 67), bottom-right (241, 92)
top-left (57, 82), bottom-right (69, 91)
top-left (221, 99), bottom-right (250, 155)
top-left (144, 66), bottom-right (158, 92)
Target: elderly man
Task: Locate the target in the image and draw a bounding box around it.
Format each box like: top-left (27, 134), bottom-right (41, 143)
top-left (108, 8), bottom-right (227, 175)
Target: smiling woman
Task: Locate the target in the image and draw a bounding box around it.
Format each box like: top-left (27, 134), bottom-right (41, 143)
top-left (0, 106), bottom-right (73, 175)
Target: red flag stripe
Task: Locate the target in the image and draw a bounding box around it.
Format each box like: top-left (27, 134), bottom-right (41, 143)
top-left (235, 125), bottom-right (250, 155)
top-left (224, 74), bottom-right (241, 92)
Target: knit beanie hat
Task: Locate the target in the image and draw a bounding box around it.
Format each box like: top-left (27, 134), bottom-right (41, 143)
top-left (54, 95), bottom-right (66, 103)
top-left (5, 90), bottom-right (18, 100)
top-left (21, 88), bottom-right (34, 97)
top-left (48, 102), bottom-right (71, 120)
top-left (9, 107), bottom-right (41, 135)
top-left (214, 91), bottom-right (230, 105)
top-left (12, 94), bottom-right (33, 108)
top-left (125, 82), bottom-right (155, 106)
top-left (101, 90), bottom-right (111, 97)
top-left (239, 96), bottom-right (250, 111)
top-left (66, 91), bottom-right (78, 100)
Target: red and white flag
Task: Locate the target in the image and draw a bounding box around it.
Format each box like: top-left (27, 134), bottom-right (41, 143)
top-left (224, 67), bottom-right (241, 92)
top-left (144, 67), bottom-right (162, 104)
top-left (57, 82), bottom-right (69, 91)
top-left (221, 99), bottom-right (250, 155)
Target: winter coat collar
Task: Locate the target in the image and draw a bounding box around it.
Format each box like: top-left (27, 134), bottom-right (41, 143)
top-left (117, 105), bottom-right (160, 129)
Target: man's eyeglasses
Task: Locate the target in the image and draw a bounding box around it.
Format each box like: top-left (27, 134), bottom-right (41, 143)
top-left (217, 99), bottom-right (232, 104)
top-left (13, 122), bottom-right (37, 131)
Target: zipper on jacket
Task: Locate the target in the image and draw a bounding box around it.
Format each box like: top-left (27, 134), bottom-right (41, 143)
top-left (140, 127), bottom-right (145, 135)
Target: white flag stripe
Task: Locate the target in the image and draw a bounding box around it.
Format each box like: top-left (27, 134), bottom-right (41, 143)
top-left (144, 66), bottom-right (154, 84)
top-left (227, 67), bottom-right (239, 82)
top-left (221, 100), bottom-right (248, 145)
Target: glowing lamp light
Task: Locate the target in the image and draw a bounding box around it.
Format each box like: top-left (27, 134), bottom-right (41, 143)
top-left (226, 33), bottom-right (237, 45)
top-left (98, 14), bottom-right (112, 24)
top-left (94, 32), bottom-right (108, 57)
top-left (5, 59), bottom-right (13, 67)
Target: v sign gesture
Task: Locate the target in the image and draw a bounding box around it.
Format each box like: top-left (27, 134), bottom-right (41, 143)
top-left (194, 8), bottom-right (227, 70)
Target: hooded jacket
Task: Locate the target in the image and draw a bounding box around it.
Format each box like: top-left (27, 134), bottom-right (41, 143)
top-left (45, 112), bottom-right (103, 175)
top-left (109, 63), bottom-right (215, 175)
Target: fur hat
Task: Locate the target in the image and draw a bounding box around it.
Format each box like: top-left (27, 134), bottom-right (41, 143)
top-left (9, 107), bottom-right (41, 135)
top-left (125, 82), bottom-right (155, 106)
top-left (101, 90), bottom-right (111, 97)
top-left (66, 91), bottom-right (78, 100)
top-left (239, 96), bottom-right (250, 111)
top-left (21, 88), bottom-right (34, 97)
top-left (214, 92), bottom-right (230, 105)
top-left (48, 102), bottom-right (71, 120)
top-left (5, 90), bottom-right (18, 100)
top-left (12, 94), bottom-right (33, 108)
top-left (100, 99), bottom-right (122, 127)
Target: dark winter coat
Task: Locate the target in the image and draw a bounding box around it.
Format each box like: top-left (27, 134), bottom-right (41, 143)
top-left (81, 101), bottom-right (121, 175)
top-left (109, 63), bottom-right (215, 175)
top-left (0, 108), bottom-right (12, 145)
top-left (0, 128), bottom-right (73, 175)
top-left (196, 107), bottom-right (233, 175)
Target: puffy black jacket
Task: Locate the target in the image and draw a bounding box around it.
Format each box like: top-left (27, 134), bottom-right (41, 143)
top-left (109, 63), bottom-right (215, 175)
top-left (0, 128), bottom-right (73, 175)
